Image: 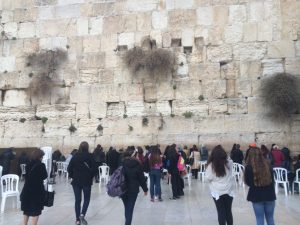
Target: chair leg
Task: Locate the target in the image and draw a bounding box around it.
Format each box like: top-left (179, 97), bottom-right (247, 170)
top-left (16, 195), bottom-right (20, 209)
top-left (293, 182), bottom-right (295, 194)
top-left (275, 182), bottom-right (278, 194)
top-left (1, 197), bottom-right (6, 213)
top-left (284, 183), bottom-right (288, 196)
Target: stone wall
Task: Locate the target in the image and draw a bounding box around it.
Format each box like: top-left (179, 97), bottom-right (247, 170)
top-left (0, 0), bottom-right (299, 154)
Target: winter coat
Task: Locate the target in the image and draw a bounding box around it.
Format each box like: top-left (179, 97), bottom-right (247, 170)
top-left (190, 151), bottom-right (200, 170)
top-left (230, 149), bottom-right (244, 165)
top-left (200, 146), bottom-right (209, 161)
top-left (0, 149), bottom-right (15, 175)
top-left (20, 161), bottom-right (48, 213)
top-left (123, 157), bottom-right (148, 194)
top-left (271, 149), bottom-right (284, 167)
top-left (106, 149), bottom-right (120, 175)
top-left (67, 152), bottom-right (97, 186)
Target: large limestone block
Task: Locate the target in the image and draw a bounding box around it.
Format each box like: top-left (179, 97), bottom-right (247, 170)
top-left (76, 103), bottom-right (89, 119)
top-left (207, 45), bottom-right (232, 63)
top-left (95, 135), bottom-right (112, 149)
top-left (162, 32), bottom-right (172, 48)
top-left (233, 43), bottom-right (267, 61)
top-left (70, 86), bottom-right (91, 103)
top-left (17, 22), bottom-right (36, 38)
top-left (236, 79), bottom-right (251, 97)
top-left (156, 83), bottom-right (174, 100)
top-left (255, 132), bottom-right (293, 149)
top-left (243, 23), bottom-right (257, 42)
top-left (169, 10), bottom-right (197, 28)
top-left (251, 79), bottom-right (262, 97)
top-left (99, 69), bottom-right (114, 84)
top-left (226, 79), bottom-right (236, 98)
top-left (3, 90), bottom-right (29, 107)
top-left (194, 115), bottom-right (226, 133)
top-left (119, 84), bottom-right (144, 101)
top-left (126, 0), bottom-right (157, 12)
top-left (196, 63), bottom-right (221, 80)
top-left (43, 119), bottom-right (71, 137)
top-left (268, 41), bottom-right (296, 58)
top-left (4, 22), bottom-right (18, 37)
top-left (156, 101), bottom-right (172, 116)
top-left (4, 121), bottom-right (43, 138)
top-left (249, 1), bottom-right (264, 22)
top-left (89, 102), bottom-right (107, 119)
top-left (0, 106), bottom-right (35, 121)
top-left (240, 61), bottom-right (261, 78)
top-left (159, 117), bottom-right (196, 134)
top-left (36, 104), bottom-right (76, 119)
top-left (0, 137), bottom-right (63, 150)
top-left (247, 97), bottom-right (269, 114)
top-left (227, 98), bottom-right (247, 114)
top-left (23, 39), bottom-right (40, 54)
top-left (221, 62), bottom-right (239, 79)
top-left (291, 115), bottom-right (300, 133)
top-left (79, 69), bottom-right (99, 84)
top-left (76, 118), bottom-right (99, 137)
top-left (296, 41), bottom-right (300, 57)
top-left (206, 26), bottom-right (224, 45)
top-left (144, 83), bottom-right (157, 103)
top-left (202, 79), bottom-right (226, 99)
top-left (90, 85), bottom-right (120, 102)
top-left (39, 37), bottom-right (68, 50)
top-left (38, 6), bottom-right (54, 20)
top-left (257, 22), bottom-right (273, 41)
top-left (224, 23), bottom-right (243, 44)
top-left (166, 0), bottom-right (194, 10)
top-left (213, 5), bottom-right (228, 25)
top-left (1, 10), bottom-right (14, 23)
top-left (137, 13), bottom-right (152, 31)
top-left (83, 36), bottom-right (101, 53)
top-left (174, 81), bottom-right (202, 100)
top-left (157, 134), bottom-right (198, 146)
top-left (0, 57), bottom-right (15, 73)
top-left (285, 58), bottom-right (300, 76)
top-left (172, 99), bottom-right (208, 116)
top-left (111, 134), bottom-right (155, 147)
top-left (228, 5), bottom-right (246, 24)
top-left (102, 117), bottom-right (131, 136)
top-left (38, 19), bottom-right (77, 38)
top-left (89, 17), bottom-right (103, 35)
top-left (107, 102), bottom-right (125, 117)
top-left (79, 53), bottom-right (105, 69)
top-left (63, 136), bottom-right (96, 152)
top-left (54, 4), bottom-right (81, 19)
top-left (261, 59), bottom-right (284, 77)
top-left (118, 33), bottom-right (135, 48)
top-left (77, 18), bottom-right (89, 36)
top-left (51, 87), bottom-right (69, 105)
top-left (197, 7), bottom-right (213, 25)
top-left (152, 11), bottom-right (168, 29)
top-left (101, 34), bottom-right (117, 52)
top-left (126, 101), bottom-right (145, 117)
top-left (57, 0), bottom-right (84, 5)
top-left (102, 15), bottom-right (122, 34)
top-left (209, 100), bottom-right (228, 114)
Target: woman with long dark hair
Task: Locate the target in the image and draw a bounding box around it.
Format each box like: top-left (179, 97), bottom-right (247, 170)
top-left (68, 142), bottom-right (97, 225)
top-left (205, 145), bottom-right (234, 225)
top-left (245, 147), bottom-right (276, 225)
top-left (20, 149), bottom-right (48, 225)
top-left (149, 146), bottom-right (163, 202)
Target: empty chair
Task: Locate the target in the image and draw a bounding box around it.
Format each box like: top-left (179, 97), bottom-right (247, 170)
top-left (185, 165), bottom-right (192, 186)
top-left (56, 162), bottom-right (64, 175)
top-left (232, 163), bottom-right (244, 187)
top-left (62, 162), bottom-right (69, 179)
top-left (144, 172), bottom-right (150, 188)
top-left (20, 164), bottom-right (26, 181)
top-left (237, 164), bottom-right (245, 187)
top-left (1, 174), bottom-right (20, 213)
top-left (198, 161), bottom-right (207, 182)
top-left (0, 166), bottom-right (3, 178)
top-left (273, 167), bottom-right (289, 196)
top-left (99, 166), bottom-right (110, 185)
top-left (292, 168), bottom-right (300, 195)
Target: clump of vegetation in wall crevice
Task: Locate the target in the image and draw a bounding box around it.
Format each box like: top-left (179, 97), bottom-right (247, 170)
top-left (261, 73), bottom-right (300, 118)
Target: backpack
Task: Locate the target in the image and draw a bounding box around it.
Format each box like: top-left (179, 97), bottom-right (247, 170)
top-left (177, 155), bottom-right (185, 172)
top-left (106, 166), bottom-right (127, 197)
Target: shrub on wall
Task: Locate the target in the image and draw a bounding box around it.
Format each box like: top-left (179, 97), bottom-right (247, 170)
top-left (261, 73), bottom-right (300, 117)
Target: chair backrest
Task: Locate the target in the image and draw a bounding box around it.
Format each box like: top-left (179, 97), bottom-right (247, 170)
top-left (62, 162), bottom-right (68, 172)
top-left (232, 163), bottom-right (239, 174)
top-left (20, 164), bottom-right (26, 175)
top-left (199, 161), bottom-right (207, 172)
top-left (238, 164), bottom-right (245, 174)
top-left (56, 162), bottom-right (64, 170)
top-left (186, 165), bottom-right (191, 174)
top-left (273, 167), bottom-right (288, 182)
top-left (0, 166), bottom-right (3, 178)
top-left (295, 168), bottom-right (300, 182)
top-left (1, 174), bottom-right (19, 195)
top-left (99, 166), bottom-right (109, 177)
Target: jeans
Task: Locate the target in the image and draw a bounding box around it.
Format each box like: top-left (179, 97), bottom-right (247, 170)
top-left (213, 194), bottom-right (233, 225)
top-left (252, 201), bottom-right (275, 225)
top-left (150, 169), bottom-right (162, 199)
top-left (121, 193), bottom-right (138, 225)
top-left (72, 185), bottom-right (91, 221)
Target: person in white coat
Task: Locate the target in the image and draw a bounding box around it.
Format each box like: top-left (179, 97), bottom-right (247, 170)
top-left (205, 145), bottom-right (235, 225)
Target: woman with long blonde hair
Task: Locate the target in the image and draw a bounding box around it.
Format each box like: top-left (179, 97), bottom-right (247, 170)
top-left (245, 147), bottom-right (276, 225)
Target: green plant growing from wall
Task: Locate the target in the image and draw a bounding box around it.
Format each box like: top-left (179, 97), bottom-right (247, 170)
top-left (183, 111), bottom-right (193, 118)
top-left (69, 123), bottom-right (77, 133)
top-left (173, 84), bottom-right (177, 90)
top-left (198, 95), bottom-right (204, 101)
top-left (261, 73), bottom-right (300, 118)
top-left (128, 125), bottom-right (133, 131)
top-left (142, 117), bottom-right (149, 126)
top-left (97, 124), bottom-right (103, 132)
top-left (123, 114), bottom-right (128, 119)
top-left (41, 117), bottom-right (48, 124)
top-left (19, 118), bottom-right (26, 123)
top-left (170, 113), bottom-right (175, 118)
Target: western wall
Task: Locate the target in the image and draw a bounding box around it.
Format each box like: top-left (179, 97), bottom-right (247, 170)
top-left (0, 0), bottom-right (299, 153)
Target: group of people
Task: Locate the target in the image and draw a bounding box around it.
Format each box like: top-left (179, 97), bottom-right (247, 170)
top-left (17, 142), bottom-right (300, 225)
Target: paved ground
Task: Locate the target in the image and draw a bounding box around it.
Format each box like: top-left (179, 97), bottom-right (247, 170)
top-left (0, 175), bottom-right (299, 225)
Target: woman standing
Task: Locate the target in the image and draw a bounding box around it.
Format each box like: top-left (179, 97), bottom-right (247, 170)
top-left (205, 145), bottom-right (234, 225)
top-left (20, 149), bottom-right (48, 225)
top-left (168, 144), bottom-right (183, 199)
top-left (149, 146), bottom-right (163, 202)
top-left (68, 142), bottom-right (97, 225)
top-left (244, 147), bottom-right (276, 225)
top-left (122, 148), bottom-right (148, 225)
top-left (189, 146), bottom-right (200, 179)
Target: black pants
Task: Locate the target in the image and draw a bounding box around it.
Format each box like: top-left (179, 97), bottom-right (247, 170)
top-left (213, 194), bottom-right (233, 225)
top-left (192, 169), bottom-right (198, 179)
top-left (121, 193), bottom-right (138, 225)
top-left (72, 185), bottom-right (91, 221)
top-left (170, 172), bottom-right (181, 197)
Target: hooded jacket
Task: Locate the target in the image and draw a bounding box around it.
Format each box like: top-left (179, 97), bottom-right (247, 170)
top-left (123, 157), bottom-right (148, 194)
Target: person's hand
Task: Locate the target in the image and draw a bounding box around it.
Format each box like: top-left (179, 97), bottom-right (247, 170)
top-left (144, 192), bottom-right (148, 196)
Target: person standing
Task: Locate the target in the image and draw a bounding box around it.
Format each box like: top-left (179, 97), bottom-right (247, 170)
top-left (244, 147), bottom-right (276, 225)
top-left (230, 144), bottom-right (244, 165)
top-left (205, 145), bottom-right (235, 225)
top-left (68, 142), bottom-right (97, 225)
top-left (149, 146), bottom-right (163, 202)
top-left (0, 148), bottom-right (16, 175)
top-left (20, 149), bottom-right (48, 225)
top-left (190, 146), bottom-right (200, 179)
top-left (168, 144), bottom-right (183, 199)
top-left (122, 148), bottom-right (148, 225)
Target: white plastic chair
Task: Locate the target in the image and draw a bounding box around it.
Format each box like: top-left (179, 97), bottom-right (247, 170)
top-left (0, 166), bottom-right (3, 178)
top-left (56, 162), bottom-right (64, 175)
top-left (238, 164), bottom-right (245, 187)
top-left (20, 164), bottom-right (26, 181)
top-left (1, 174), bottom-right (20, 213)
top-left (162, 169), bottom-right (170, 185)
top-left (62, 162), bottom-right (69, 179)
top-left (99, 166), bottom-right (110, 185)
top-left (185, 165), bottom-right (192, 186)
top-left (273, 167), bottom-right (289, 196)
top-left (292, 168), bottom-right (300, 195)
top-left (144, 172), bottom-right (150, 188)
top-left (198, 161), bottom-right (207, 182)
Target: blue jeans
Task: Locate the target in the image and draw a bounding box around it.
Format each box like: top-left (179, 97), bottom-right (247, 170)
top-left (252, 201), bottom-right (275, 225)
top-left (121, 193), bottom-right (138, 225)
top-left (150, 169), bottom-right (162, 199)
top-left (72, 185), bottom-right (91, 221)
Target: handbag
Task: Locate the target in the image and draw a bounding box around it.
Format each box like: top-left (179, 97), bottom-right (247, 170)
top-left (44, 184), bottom-right (55, 207)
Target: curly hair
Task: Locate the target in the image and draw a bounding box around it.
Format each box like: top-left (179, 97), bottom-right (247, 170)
top-left (245, 147), bottom-right (272, 187)
top-left (207, 145), bottom-right (228, 177)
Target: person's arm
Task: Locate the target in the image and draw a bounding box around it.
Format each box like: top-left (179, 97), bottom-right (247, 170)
top-left (205, 164), bottom-right (213, 182)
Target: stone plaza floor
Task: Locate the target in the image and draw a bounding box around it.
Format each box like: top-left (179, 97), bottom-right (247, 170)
top-left (0, 176), bottom-right (299, 225)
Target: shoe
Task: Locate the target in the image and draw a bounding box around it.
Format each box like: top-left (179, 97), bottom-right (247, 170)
top-left (158, 198), bottom-right (163, 202)
top-left (169, 197), bottom-right (177, 200)
top-left (150, 198), bottom-right (154, 202)
top-left (79, 215), bottom-right (88, 225)
top-left (75, 220), bottom-right (81, 225)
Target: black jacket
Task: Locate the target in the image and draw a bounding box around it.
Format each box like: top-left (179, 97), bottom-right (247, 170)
top-left (67, 152), bottom-right (97, 186)
top-left (123, 157), bottom-right (148, 194)
top-left (168, 154), bottom-right (179, 174)
top-left (245, 165), bottom-right (276, 203)
top-left (21, 161), bottom-right (48, 212)
top-left (230, 149), bottom-right (244, 164)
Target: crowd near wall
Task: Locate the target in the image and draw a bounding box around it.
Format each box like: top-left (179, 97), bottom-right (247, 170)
top-left (0, 0), bottom-right (299, 154)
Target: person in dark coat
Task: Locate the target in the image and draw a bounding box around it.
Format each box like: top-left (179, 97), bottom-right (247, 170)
top-left (20, 149), bottom-right (48, 225)
top-left (67, 142), bottom-right (97, 225)
top-left (18, 151), bottom-right (30, 176)
top-left (92, 145), bottom-right (105, 183)
top-left (106, 147), bottom-right (120, 175)
top-left (0, 148), bottom-right (16, 175)
top-left (168, 144), bottom-right (183, 199)
top-left (122, 148), bottom-right (148, 225)
top-left (230, 144), bottom-right (244, 165)
top-left (245, 147), bottom-right (276, 225)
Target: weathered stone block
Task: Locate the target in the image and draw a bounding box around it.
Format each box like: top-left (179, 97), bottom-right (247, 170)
top-left (137, 13), bottom-right (152, 31)
top-left (76, 103), bottom-right (90, 119)
top-left (243, 23), bottom-right (257, 42)
top-left (39, 37), bottom-right (68, 50)
top-left (247, 97), bottom-right (269, 114)
top-left (126, 0), bottom-right (157, 12)
top-left (107, 102), bottom-right (125, 117)
top-left (90, 85), bottom-right (120, 103)
top-left (181, 28), bottom-right (194, 47)
top-left (77, 18), bottom-right (89, 36)
top-left (1, 10), bottom-right (14, 23)
top-left (285, 58), bottom-right (300, 76)
top-left (296, 41), bottom-right (300, 57)
top-left (101, 34), bottom-right (117, 52)
top-left (197, 7), bottom-right (213, 25)
top-left (228, 5), bottom-right (246, 24)
top-left (76, 118), bottom-right (99, 137)
top-left (38, 19), bottom-right (76, 37)
top-left (3, 90), bottom-right (29, 107)
top-left (126, 101), bottom-right (145, 117)
top-left (55, 4), bottom-right (81, 19)
top-left (63, 136), bottom-right (96, 152)
top-left (240, 61), bottom-right (261, 78)
top-left (156, 83), bottom-right (174, 101)
top-left (261, 59), bottom-right (284, 77)
top-left (99, 69), bottom-right (114, 84)
top-left (57, 0), bottom-right (84, 5)
top-left (4, 22), bottom-right (18, 37)
top-left (224, 23), bottom-right (243, 43)
top-left (38, 6), bottom-right (54, 20)
top-left (169, 10), bottom-right (197, 28)
top-left (173, 100), bottom-right (208, 116)
top-left (43, 119), bottom-right (71, 137)
top-left (89, 17), bottom-right (103, 35)
top-left (79, 53), bottom-right (105, 69)
top-left (213, 5), bottom-right (228, 25)
top-left (70, 85), bottom-right (91, 103)
top-left (209, 100), bottom-right (228, 114)
top-left (156, 101), bottom-right (172, 116)
top-left (111, 134), bottom-right (155, 147)
top-left (78, 69), bottom-right (99, 84)
top-left (203, 79), bottom-right (226, 99)
top-left (83, 36), bottom-right (101, 53)
top-left (4, 121), bottom-right (43, 138)
top-left (257, 22), bottom-right (273, 41)
top-left (0, 57), bottom-right (15, 73)
top-left (23, 39), bottom-right (39, 54)
top-left (236, 79), bottom-right (251, 97)
top-left (226, 79), bottom-right (236, 98)
top-left (196, 63), bottom-right (221, 80)
top-left (144, 83), bottom-right (157, 103)
top-left (0, 106), bottom-right (35, 121)
top-left (175, 81), bottom-right (202, 100)
top-left (162, 32), bottom-right (172, 48)
top-left (233, 43), bottom-right (267, 61)
top-left (118, 32), bottom-right (135, 48)
top-left (249, 1), bottom-right (264, 22)
top-left (228, 98), bottom-right (247, 114)
top-left (268, 41), bottom-right (296, 58)
top-left (36, 104), bottom-right (76, 119)
top-left (207, 45), bottom-right (232, 63)
top-left (89, 101), bottom-right (107, 119)
top-left (18, 22), bottom-right (35, 38)
top-left (151, 11), bottom-right (168, 29)
top-left (157, 133), bottom-right (198, 146)
top-left (221, 62), bottom-right (239, 79)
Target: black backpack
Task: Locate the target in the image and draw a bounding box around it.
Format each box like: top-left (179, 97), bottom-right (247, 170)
top-left (106, 166), bottom-right (127, 197)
